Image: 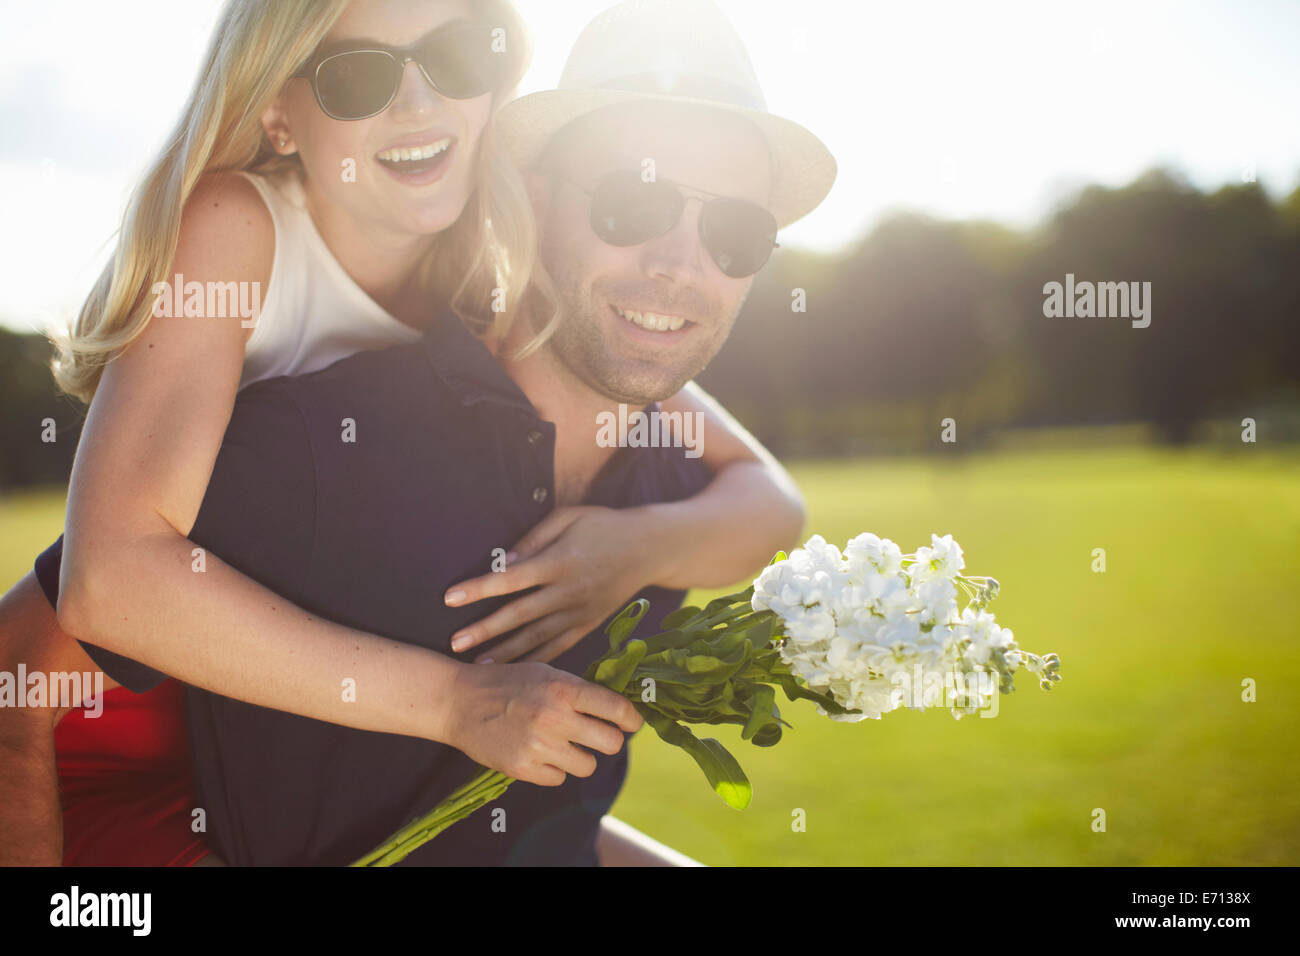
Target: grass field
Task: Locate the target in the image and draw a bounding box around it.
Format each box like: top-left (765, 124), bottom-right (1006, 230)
top-left (2, 443), bottom-right (1297, 865)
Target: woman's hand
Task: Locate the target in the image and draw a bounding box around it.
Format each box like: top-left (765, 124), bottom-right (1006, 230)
top-left (444, 506), bottom-right (666, 664)
top-left (442, 382), bottom-right (805, 666)
top-left (443, 660), bottom-right (642, 786)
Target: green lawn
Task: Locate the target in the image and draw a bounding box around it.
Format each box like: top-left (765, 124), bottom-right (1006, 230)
top-left (618, 445), bottom-right (1300, 865)
top-left (2, 444), bottom-right (1297, 865)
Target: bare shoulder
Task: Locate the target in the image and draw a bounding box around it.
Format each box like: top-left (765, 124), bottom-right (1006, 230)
top-left (174, 171), bottom-right (275, 291)
top-left (116, 171), bottom-right (274, 364)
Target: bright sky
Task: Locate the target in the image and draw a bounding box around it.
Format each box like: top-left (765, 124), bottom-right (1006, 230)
top-left (1, 0), bottom-right (1296, 333)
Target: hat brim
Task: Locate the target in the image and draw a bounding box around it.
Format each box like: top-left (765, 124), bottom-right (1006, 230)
top-left (496, 88), bottom-right (836, 230)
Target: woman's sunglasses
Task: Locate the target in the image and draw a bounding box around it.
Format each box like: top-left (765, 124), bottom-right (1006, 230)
top-left (560, 169), bottom-right (779, 279)
top-left (294, 21), bottom-right (506, 121)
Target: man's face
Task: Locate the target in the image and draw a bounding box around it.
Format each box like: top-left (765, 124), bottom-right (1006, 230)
top-left (535, 102), bottom-right (773, 405)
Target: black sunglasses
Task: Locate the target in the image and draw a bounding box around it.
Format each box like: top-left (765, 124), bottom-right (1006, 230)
top-left (558, 169), bottom-right (779, 279)
top-left (293, 21), bottom-right (506, 121)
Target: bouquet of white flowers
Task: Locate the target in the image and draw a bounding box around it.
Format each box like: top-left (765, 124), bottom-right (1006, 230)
top-left (353, 533), bottom-right (1060, 866)
top-left (753, 532), bottom-right (1060, 721)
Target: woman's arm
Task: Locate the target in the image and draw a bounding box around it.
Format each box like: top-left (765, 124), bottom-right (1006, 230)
top-left (52, 173), bottom-right (635, 785)
top-left (442, 380), bottom-right (805, 662)
top-left (54, 173), bottom-right (464, 743)
top-left (50, 175), bottom-right (470, 749)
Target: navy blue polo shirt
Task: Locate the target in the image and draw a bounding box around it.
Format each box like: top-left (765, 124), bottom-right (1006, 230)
top-left (35, 310), bottom-right (709, 866)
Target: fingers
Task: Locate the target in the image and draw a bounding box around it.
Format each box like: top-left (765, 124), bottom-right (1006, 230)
top-left (542, 740), bottom-right (600, 779)
top-left (518, 624), bottom-right (591, 664)
top-left (509, 506), bottom-right (589, 562)
top-left (488, 668), bottom-right (637, 787)
top-left (451, 587), bottom-right (564, 654)
top-left (516, 762), bottom-right (567, 788)
top-left (444, 556), bottom-right (547, 609)
top-left (473, 613), bottom-right (582, 664)
top-left (515, 718), bottom-right (622, 786)
top-left (570, 679), bottom-right (643, 734)
top-left (563, 712), bottom-right (631, 756)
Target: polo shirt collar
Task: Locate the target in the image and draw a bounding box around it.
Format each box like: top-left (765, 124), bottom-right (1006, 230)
top-left (422, 309), bottom-right (536, 415)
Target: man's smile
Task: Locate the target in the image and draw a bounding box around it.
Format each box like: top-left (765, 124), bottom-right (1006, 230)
top-left (608, 302), bottom-right (698, 346)
top-left (613, 304), bottom-right (688, 332)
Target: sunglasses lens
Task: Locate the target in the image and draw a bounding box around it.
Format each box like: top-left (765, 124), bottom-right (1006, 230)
top-left (316, 52), bottom-right (402, 119)
top-left (589, 171), bottom-right (683, 246)
top-left (420, 24), bottom-right (502, 99)
top-left (700, 198), bottom-right (778, 277)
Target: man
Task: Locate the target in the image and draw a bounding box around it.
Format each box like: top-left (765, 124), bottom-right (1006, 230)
top-left (2, 0), bottom-right (835, 865)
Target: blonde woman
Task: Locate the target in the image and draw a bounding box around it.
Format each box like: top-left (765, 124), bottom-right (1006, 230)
top-left (0, 0), bottom-right (804, 866)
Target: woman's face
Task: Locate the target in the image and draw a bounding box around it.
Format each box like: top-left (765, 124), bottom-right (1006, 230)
top-left (265, 0), bottom-right (495, 241)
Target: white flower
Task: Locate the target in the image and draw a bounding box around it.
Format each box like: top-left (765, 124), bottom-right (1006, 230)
top-left (846, 676), bottom-right (902, 719)
top-left (799, 534), bottom-right (845, 574)
top-left (863, 572), bottom-right (911, 615)
top-left (782, 606), bottom-right (837, 643)
top-left (756, 531), bottom-right (1045, 720)
top-left (910, 533), bottom-right (965, 583)
top-left (922, 623), bottom-right (961, 661)
top-left (877, 613), bottom-right (922, 654)
top-left (916, 576), bottom-right (958, 626)
top-left (845, 533), bottom-right (903, 577)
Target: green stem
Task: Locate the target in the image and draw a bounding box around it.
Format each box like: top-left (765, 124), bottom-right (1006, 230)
top-left (350, 766), bottom-right (513, 867)
top-left (352, 598), bottom-right (767, 866)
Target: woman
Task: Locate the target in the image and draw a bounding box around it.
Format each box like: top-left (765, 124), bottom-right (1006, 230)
top-left (0, 0), bottom-right (804, 865)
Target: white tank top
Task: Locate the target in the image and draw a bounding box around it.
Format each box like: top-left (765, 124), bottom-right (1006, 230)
top-left (233, 166), bottom-right (423, 390)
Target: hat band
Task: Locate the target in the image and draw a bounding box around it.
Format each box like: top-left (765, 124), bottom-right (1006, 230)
top-left (579, 70), bottom-right (766, 111)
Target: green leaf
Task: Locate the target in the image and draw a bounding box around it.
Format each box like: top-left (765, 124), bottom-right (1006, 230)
top-left (697, 738), bottom-right (752, 809)
top-left (701, 586), bottom-right (755, 617)
top-left (752, 722), bottom-right (783, 747)
top-left (641, 709), bottom-right (752, 809)
top-left (659, 605), bottom-right (702, 630)
top-left (742, 684), bottom-right (778, 741)
top-left (606, 599), bottom-right (649, 651)
top-left (771, 673), bottom-right (860, 717)
top-left (634, 643), bottom-right (751, 686)
top-left (593, 640), bottom-right (647, 693)
top-left (740, 614), bottom-right (776, 649)
top-left (688, 625), bottom-right (752, 658)
top-left (639, 627), bottom-right (701, 655)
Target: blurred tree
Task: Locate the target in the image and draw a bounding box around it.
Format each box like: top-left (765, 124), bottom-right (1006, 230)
top-left (700, 167), bottom-right (1298, 453)
top-left (0, 328), bottom-right (81, 490)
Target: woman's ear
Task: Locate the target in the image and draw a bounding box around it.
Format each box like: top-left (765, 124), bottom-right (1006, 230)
top-left (260, 98), bottom-right (296, 155)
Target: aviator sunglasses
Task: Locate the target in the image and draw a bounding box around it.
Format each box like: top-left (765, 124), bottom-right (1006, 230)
top-left (293, 21), bottom-right (505, 121)
top-left (559, 169), bottom-right (779, 279)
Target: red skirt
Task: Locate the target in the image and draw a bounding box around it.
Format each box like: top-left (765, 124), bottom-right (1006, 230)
top-left (55, 678), bottom-right (211, 866)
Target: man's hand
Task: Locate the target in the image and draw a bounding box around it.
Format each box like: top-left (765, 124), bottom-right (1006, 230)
top-left (443, 506), bottom-right (665, 664)
top-left (0, 571), bottom-right (113, 866)
top-left (442, 660), bottom-right (642, 787)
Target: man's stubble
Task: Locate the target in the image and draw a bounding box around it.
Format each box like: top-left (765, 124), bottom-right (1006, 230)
top-left (536, 231), bottom-right (747, 406)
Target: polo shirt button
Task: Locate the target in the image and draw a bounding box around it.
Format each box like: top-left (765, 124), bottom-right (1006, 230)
top-left (526, 428), bottom-right (544, 445)
top-left (532, 486), bottom-right (548, 503)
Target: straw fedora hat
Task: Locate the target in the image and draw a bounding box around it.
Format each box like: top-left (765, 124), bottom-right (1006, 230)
top-left (497, 0), bottom-right (836, 229)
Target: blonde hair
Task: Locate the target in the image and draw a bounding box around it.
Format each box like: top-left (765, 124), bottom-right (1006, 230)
top-left (52, 0), bottom-right (554, 403)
